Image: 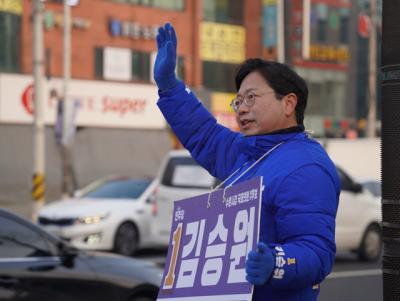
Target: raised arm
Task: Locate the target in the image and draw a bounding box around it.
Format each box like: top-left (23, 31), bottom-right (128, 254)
top-left (153, 23), bottom-right (244, 179)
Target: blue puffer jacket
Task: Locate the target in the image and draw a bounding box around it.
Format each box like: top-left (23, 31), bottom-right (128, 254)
top-left (157, 82), bottom-right (341, 301)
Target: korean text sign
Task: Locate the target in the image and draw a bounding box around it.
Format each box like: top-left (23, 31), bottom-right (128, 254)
top-left (157, 177), bottom-right (263, 301)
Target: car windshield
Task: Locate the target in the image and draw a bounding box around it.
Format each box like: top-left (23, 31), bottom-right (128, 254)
top-left (81, 178), bottom-right (151, 199)
top-left (362, 181), bottom-right (381, 198)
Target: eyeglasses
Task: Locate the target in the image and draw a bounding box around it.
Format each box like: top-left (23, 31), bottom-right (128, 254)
top-left (230, 91), bottom-right (276, 112)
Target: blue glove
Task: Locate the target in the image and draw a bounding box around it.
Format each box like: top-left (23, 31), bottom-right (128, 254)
top-left (246, 242), bottom-right (275, 286)
top-left (154, 23), bottom-right (180, 91)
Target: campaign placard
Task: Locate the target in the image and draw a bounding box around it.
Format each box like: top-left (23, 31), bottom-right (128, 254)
top-left (157, 177), bottom-right (263, 301)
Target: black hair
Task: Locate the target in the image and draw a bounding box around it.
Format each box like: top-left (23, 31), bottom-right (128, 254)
top-left (235, 58), bottom-right (308, 125)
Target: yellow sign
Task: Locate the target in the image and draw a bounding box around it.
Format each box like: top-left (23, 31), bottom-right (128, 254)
top-left (263, 0), bottom-right (277, 4)
top-left (211, 92), bottom-right (238, 131)
top-left (0, 0), bottom-right (22, 15)
top-left (309, 44), bottom-right (350, 62)
top-left (200, 22), bottom-right (246, 64)
top-left (211, 92), bottom-right (236, 113)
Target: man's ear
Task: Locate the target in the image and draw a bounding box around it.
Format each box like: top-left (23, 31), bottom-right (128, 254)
top-left (284, 93), bottom-right (297, 116)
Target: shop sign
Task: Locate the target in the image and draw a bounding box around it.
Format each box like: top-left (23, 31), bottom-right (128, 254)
top-left (309, 44), bottom-right (349, 62)
top-left (200, 22), bottom-right (245, 64)
top-left (109, 18), bottom-right (159, 40)
top-left (0, 73), bottom-right (165, 129)
top-left (43, 10), bottom-right (91, 30)
top-left (0, 0), bottom-right (22, 15)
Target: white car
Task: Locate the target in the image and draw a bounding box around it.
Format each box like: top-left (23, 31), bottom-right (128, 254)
top-left (154, 150), bottom-right (382, 261)
top-left (335, 168), bottom-right (382, 261)
top-left (38, 176), bottom-right (160, 256)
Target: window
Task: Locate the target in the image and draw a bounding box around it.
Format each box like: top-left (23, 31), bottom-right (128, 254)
top-left (94, 47), bottom-right (103, 79)
top-left (0, 216), bottom-right (53, 258)
top-left (132, 51), bottom-right (150, 81)
top-left (202, 61), bottom-right (237, 92)
top-left (0, 12), bottom-right (21, 72)
top-left (339, 16), bottom-right (348, 43)
top-left (203, 0), bottom-right (243, 24)
top-left (94, 47), bottom-right (153, 82)
top-left (111, 0), bottom-right (185, 11)
top-left (177, 56), bottom-right (185, 81)
top-left (317, 19), bottom-right (327, 42)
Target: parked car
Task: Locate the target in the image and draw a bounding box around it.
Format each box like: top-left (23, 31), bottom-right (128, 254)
top-left (0, 208), bottom-right (162, 301)
top-left (154, 150), bottom-right (382, 262)
top-left (335, 168), bottom-right (382, 261)
top-left (38, 176), bottom-right (160, 256)
top-left (153, 150), bottom-right (220, 245)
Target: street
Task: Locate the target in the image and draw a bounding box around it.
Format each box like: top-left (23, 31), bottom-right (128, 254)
top-left (321, 253), bottom-right (382, 301)
top-left (1, 198), bottom-right (383, 301)
top-left (136, 249), bottom-right (383, 301)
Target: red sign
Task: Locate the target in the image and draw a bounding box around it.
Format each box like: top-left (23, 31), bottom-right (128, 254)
top-left (358, 14), bottom-right (370, 38)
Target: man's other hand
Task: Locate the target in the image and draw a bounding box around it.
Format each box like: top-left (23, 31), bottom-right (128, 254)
top-left (246, 242), bottom-right (275, 286)
top-left (154, 23), bottom-right (179, 91)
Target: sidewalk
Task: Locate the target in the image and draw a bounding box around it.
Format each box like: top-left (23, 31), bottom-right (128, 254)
top-left (0, 198), bottom-right (34, 219)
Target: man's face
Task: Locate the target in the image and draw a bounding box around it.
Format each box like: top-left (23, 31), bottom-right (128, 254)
top-left (235, 71), bottom-right (297, 136)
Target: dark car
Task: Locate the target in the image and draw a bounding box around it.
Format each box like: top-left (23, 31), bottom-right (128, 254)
top-left (0, 209), bottom-right (162, 301)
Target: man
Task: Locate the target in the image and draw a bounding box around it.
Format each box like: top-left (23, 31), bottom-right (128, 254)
top-left (154, 23), bottom-right (340, 301)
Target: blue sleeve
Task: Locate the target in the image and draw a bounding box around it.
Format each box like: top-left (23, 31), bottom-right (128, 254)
top-left (267, 164), bottom-right (338, 289)
top-left (157, 82), bottom-right (242, 180)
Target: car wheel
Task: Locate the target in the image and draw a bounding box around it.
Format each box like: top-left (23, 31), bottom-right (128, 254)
top-left (114, 222), bottom-right (139, 256)
top-left (358, 224), bottom-right (382, 262)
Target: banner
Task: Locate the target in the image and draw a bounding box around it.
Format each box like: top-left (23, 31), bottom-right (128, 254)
top-left (157, 177), bottom-right (263, 301)
top-left (262, 0), bottom-right (278, 48)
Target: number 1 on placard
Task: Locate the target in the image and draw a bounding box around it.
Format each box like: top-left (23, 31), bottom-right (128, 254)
top-left (163, 223), bottom-right (182, 289)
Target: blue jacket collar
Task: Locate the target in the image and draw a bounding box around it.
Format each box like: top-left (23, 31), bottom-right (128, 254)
top-left (238, 125), bottom-right (306, 158)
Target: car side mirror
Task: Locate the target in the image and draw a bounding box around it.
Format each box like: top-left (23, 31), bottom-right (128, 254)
top-left (58, 241), bottom-right (79, 268)
top-left (352, 183), bottom-right (363, 193)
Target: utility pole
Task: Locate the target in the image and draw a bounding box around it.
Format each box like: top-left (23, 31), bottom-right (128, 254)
top-left (277, 0), bottom-right (285, 63)
top-left (302, 0), bottom-right (311, 61)
top-left (61, 0), bottom-right (73, 198)
top-left (32, 0), bottom-right (46, 221)
top-left (367, 0), bottom-right (377, 137)
top-left (63, 0), bottom-right (71, 148)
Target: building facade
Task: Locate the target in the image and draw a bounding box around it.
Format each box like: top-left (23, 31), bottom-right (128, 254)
top-left (0, 0), bottom-right (264, 204)
top-left (0, 0), bottom-right (379, 206)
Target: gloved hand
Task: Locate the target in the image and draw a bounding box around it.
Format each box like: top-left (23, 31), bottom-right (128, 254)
top-left (246, 242), bottom-right (275, 286)
top-left (154, 23), bottom-right (180, 91)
